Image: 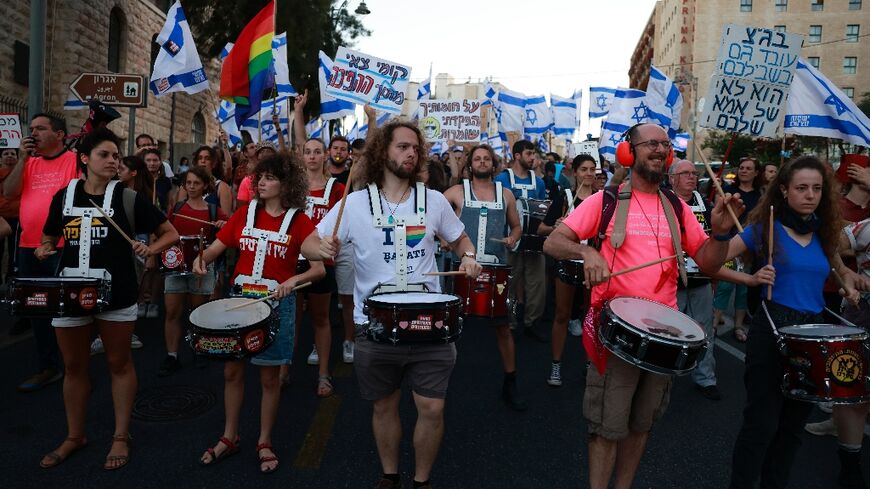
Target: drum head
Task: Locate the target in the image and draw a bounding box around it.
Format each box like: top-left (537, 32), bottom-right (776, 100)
top-left (609, 297), bottom-right (704, 341)
top-left (190, 298), bottom-right (272, 330)
top-left (368, 292), bottom-right (459, 305)
top-left (780, 324), bottom-right (867, 339)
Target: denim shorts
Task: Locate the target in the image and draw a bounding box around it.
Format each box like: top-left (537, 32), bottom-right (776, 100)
top-left (250, 294), bottom-right (296, 366)
top-left (52, 304), bottom-right (139, 328)
top-left (164, 264), bottom-right (216, 295)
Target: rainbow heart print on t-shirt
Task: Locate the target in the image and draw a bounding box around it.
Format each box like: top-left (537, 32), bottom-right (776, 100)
top-left (406, 226), bottom-right (426, 248)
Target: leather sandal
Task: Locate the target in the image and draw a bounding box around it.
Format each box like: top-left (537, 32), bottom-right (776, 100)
top-left (103, 434), bottom-right (131, 471)
top-left (734, 327), bottom-right (748, 343)
top-left (200, 436), bottom-right (240, 466)
top-left (316, 375), bottom-right (334, 398)
top-left (40, 436), bottom-right (88, 469)
top-left (256, 442), bottom-right (279, 474)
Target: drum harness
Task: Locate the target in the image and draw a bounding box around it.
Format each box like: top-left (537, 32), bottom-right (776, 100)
top-left (299, 177), bottom-right (337, 263)
top-left (60, 179), bottom-right (121, 282)
top-left (367, 182), bottom-right (427, 293)
top-left (462, 179), bottom-right (504, 263)
top-left (506, 169), bottom-right (535, 199)
top-left (235, 199), bottom-right (298, 299)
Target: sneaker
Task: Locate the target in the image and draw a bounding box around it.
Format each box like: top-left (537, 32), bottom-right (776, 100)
top-left (568, 319), bottom-right (582, 337)
top-left (307, 346), bottom-right (320, 366)
top-left (145, 303), bottom-right (159, 319)
top-left (547, 362), bottom-right (562, 387)
top-left (805, 417), bottom-right (837, 437)
top-left (819, 401), bottom-right (834, 414)
top-left (17, 368), bottom-right (63, 393)
top-left (90, 337), bottom-right (105, 355)
top-left (342, 340), bottom-right (354, 363)
top-left (157, 355), bottom-right (182, 377)
top-left (130, 334), bottom-right (143, 349)
top-left (137, 303), bottom-right (147, 318)
top-left (697, 384), bottom-right (722, 401)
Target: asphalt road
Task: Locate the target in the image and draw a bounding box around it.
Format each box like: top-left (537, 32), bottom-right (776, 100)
top-left (0, 303), bottom-right (853, 488)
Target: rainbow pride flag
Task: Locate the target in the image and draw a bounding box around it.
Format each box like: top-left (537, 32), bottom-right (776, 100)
top-left (406, 226), bottom-right (426, 248)
top-left (219, 1), bottom-right (275, 125)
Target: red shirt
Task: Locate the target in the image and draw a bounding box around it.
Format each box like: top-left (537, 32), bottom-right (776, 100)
top-left (307, 181), bottom-right (345, 227)
top-left (217, 204), bottom-right (314, 284)
top-left (167, 201), bottom-right (229, 242)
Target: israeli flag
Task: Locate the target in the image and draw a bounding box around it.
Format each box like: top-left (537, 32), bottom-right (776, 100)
top-left (551, 93), bottom-right (579, 138)
top-left (306, 118), bottom-right (323, 139)
top-left (673, 132), bottom-right (691, 153)
top-left (598, 88), bottom-right (650, 162)
top-left (359, 111), bottom-right (393, 140)
top-left (272, 33), bottom-right (298, 98)
top-left (417, 63), bottom-right (432, 101)
top-left (321, 120), bottom-right (332, 148)
top-left (495, 87), bottom-right (526, 140)
top-left (239, 96), bottom-right (291, 144)
top-left (785, 59), bottom-right (870, 148)
top-left (216, 100), bottom-right (243, 146)
top-left (536, 136), bottom-right (549, 153)
top-left (64, 90), bottom-right (88, 111)
top-left (524, 95), bottom-right (553, 136)
top-left (220, 42), bottom-right (234, 61)
top-left (589, 87), bottom-right (616, 119)
top-left (149, 1), bottom-right (209, 96)
top-left (318, 51), bottom-right (356, 121)
top-left (482, 79), bottom-right (497, 106)
top-left (430, 141), bottom-right (445, 155)
top-left (645, 66), bottom-right (683, 138)
top-left (347, 120), bottom-right (359, 142)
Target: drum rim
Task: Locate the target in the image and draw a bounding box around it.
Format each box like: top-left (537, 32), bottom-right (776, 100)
top-left (450, 260), bottom-right (512, 270)
top-left (12, 277), bottom-right (104, 283)
top-left (190, 297), bottom-right (273, 329)
top-left (606, 296), bottom-right (706, 342)
top-left (779, 323), bottom-right (868, 341)
top-left (366, 291), bottom-right (462, 306)
top-left (601, 345), bottom-right (700, 376)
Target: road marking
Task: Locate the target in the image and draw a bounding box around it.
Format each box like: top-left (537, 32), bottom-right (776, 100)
top-left (293, 394), bottom-right (342, 470)
top-left (716, 340), bottom-right (746, 362)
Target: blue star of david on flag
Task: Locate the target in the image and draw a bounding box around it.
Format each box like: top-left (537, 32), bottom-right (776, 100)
top-left (609, 133), bottom-right (621, 145)
top-left (597, 95), bottom-right (608, 110)
top-left (631, 102), bottom-right (650, 124)
top-left (525, 108), bottom-right (537, 125)
top-left (824, 95), bottom-right (848, 116)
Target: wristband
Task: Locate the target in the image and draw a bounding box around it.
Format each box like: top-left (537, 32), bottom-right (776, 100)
top-left (712, 233), bottom-right (733, 242)
top-left (461, 251), bottom-right (475, 259)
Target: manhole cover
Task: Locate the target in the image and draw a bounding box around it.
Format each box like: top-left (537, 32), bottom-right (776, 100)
top-left (132, 385), bottom-right (215, 422)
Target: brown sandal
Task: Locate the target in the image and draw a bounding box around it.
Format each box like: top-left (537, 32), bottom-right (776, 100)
top-left (256, 442), bottom-right (279, 473)
top-left (40, 436), bottom-right (88, 469)
top-left (103, 434), bottom-right (131, 471)
top-left (316, 375), bottom-right (334, 398)
top-left (199, 436), bottom-right (240, 466)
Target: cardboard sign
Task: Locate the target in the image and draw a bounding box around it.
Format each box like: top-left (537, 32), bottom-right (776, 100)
top-left (0, 113), bottom-right (22, 149)
top-left (417, 99), bottom-right (483, 142)
top-left (700, 24), bottom-right (803, 138)
top-left (571, 141), bottom-right (601, 168)
top-left (325, 47), bottom-right (411, 114)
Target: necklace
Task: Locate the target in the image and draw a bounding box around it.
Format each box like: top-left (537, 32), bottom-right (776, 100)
top-left (632, 192), bottom-right (670, 292)
top-left (381, 186), bottom-right (410, 224)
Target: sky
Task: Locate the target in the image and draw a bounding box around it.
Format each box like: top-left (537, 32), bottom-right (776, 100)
top-left (351, 0), bottom-right (659, 137)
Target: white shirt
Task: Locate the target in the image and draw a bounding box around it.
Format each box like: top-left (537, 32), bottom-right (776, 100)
top-left (317, 187), bottom-right (465, 323)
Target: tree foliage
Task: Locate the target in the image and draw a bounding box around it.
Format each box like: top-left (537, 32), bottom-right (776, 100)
top-left (181, 0), bottom-right (371, 120)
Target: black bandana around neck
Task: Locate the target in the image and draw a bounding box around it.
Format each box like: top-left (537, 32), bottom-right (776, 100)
top-left (779, 205), bottom-right (820, 235)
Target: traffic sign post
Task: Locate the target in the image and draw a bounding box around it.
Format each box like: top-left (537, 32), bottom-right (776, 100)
top-left (69, 73), bottom-right (147, 107)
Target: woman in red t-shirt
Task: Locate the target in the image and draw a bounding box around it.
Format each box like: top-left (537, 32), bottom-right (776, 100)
top-left (192, 154), bottom-right (323, 473)
top-left (158, 167), bottom-right (228, 377)
top-left (299, 137), bottom-right (345, 397)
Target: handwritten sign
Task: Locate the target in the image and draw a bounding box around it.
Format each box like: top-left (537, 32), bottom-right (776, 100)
top-left (700, 24), bottom-right (803, 138)
top-left (325, 47), bottom-right (411, 115)
top-left (417, 99), bottom-right (482, 142)
top-left (0, 114), bottom-right (22, 149)
top-left (570, 141), bottom-right (601, 168)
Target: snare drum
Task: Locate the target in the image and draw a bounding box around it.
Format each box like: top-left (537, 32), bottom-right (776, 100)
top-left (599, 296), bottom-right (708, 375)
top-left (187, 297), bottom-right (279, 359)
top-left (160, 235), bottom-right (207, 275)
top-left (515, 198), bottom-right (551, 253)
top-left (364, 292), bottom-right (463, 344)
top-left (7, 277), bottom-right (111, 317)
top-left (779, 324), bottom-right (870, 404)
top-left (556, 259), bottom-right (585, 285)
top-left (451, 262), bottom-right (511, 318)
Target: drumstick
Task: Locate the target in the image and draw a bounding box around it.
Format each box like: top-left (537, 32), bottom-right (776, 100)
top-left (831, 267), bottom-right (848, 289)
top-left (88, 199), bottom-right (136, 245)
top-left (197, 230), bottom-right (204, 289)
top-left (175, 213), bottom-right (217, 227)
top-left (767, 206), bottom-right (774, 301)
top-left (224, 282), bottom-right (313, 311)
top-left (332, 163), bottom-right (356, 237)
top-left (610, 254), bottom-right (678, 278)
top-left (694, 140), bottom-right (744, 233)
top-left (424, 270), bottom-right (467, 276)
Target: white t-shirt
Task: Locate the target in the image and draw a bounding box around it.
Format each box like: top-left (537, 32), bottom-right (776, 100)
top-left (317, 187), bottom-right (465, 323)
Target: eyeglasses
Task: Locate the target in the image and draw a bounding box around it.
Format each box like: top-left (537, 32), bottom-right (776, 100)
top-left (633, 139), bottom-right (672, 151)
top-left (674, 171), bottom-right (700, 178)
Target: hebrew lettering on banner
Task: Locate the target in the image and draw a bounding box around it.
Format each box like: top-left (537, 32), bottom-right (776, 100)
top-left (325, 47), bottom-right (412, 115)
top-left (417, 99), bottom-right (483, 143)
top-left (700, 24), bottom-right (804, 138)
top-left (0, 113), bottom-right (22, 149)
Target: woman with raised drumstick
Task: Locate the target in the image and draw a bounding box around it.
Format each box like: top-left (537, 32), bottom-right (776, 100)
top-left (157, 166), bottom-right (228, 377)
top-left (709, 156), bottom-right (862, 488)
top-left (36, 128), bottom-right (178, 470)
top-left (192, 153), bottom-right (323, 473)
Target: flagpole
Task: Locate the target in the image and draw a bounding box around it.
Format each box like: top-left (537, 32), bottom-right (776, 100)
top-left (168, 92), bottom-right (176, 167)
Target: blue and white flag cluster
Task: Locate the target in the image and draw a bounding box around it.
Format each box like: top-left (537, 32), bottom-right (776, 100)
top-left (238, 96), bottom-right (290, 144)
top-left (216, 100), bottom-right (243, 146)
top-left (358, 111), bottom-right (392, 140)
top-left (495, 87), bottom-right (527, 141)
top-left (598, 88), bottom-right (651, 162)
top-left (645, 66), bottom-right (683, 139)
top-left (673, 132), bottom-right (691, 153)
top-left (149, 1), bottom-right (209, 97)
top-left (482, 80), bottom-right (497, 106)
top-left (785, 59), bottom-right (870, 148)
top-left (416, 63), bottom-right (432, 101)
top-left (271, 33), bottom-right (298, 98)
top-left (306, 118), bottom-right (323, 139)
top-left (318, 51), bottom-right (356, 121)
top-left (523, 95), bottom-right (554, 136)
top-left (589, 87), bottom-right (616, 119)
top-left (551, 93), bottom-right (579, 138)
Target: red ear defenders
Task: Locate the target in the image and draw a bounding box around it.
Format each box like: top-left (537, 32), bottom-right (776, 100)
top-left (615, 140), bottom-right (675, 168)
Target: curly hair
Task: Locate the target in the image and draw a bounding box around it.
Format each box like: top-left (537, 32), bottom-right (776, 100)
top-left (465, 144), bottom-right (499, 179)
top-left (76, 127), bottom-right (121, 175)
top-left (252, 152), bottom-right (308, 210)
top-left (359, 121), bottom-right (427, 187)
top-left (184, 165), bottom-right (215, 195)
top-left (746, 155), bottom-right (842, 262)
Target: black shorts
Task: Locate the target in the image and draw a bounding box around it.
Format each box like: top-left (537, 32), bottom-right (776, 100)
top-left (297, 261), bottom-right (336, 295)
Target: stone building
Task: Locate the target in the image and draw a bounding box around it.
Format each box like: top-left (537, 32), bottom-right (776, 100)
top-left (1, 0), bottom-right (222, 165)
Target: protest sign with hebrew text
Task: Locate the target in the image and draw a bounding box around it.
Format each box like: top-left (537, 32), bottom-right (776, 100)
top-left (418, 99), bottom-right (483, 142)
top-left (325, 47), bottom-right (411, 115)
top-left (0, 114), bottom-right (22, 149)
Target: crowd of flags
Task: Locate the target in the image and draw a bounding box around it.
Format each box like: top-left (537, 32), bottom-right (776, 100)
top-left (60, 0), bottom-right (870, 159)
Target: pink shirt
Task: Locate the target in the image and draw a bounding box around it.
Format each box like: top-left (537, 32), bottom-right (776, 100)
top-left (237, 175), bottom-right (253, 202)
top-left (20, 151), bottom-right (79, 248)
top-left (562, 186), bottom-right (709, 308)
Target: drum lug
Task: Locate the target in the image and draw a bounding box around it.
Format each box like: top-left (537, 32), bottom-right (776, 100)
top-left (390, 327), bottom-right (398, 345)
top-left (443, 324), bottom-right (450, 343)
top-left (676, 345), bottom-right (689, 370)
top-left (824, 377), bottom-right (831, 397)
top-left (637, 336), bottom-right (649, 360)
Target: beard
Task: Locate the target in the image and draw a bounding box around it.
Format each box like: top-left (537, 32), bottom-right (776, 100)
top-left (634, 160), bottom-right (665, 185)
top-left (387, 158), bottom-right (417, 179)
top-left (472, 168), bottom-right (494, 179)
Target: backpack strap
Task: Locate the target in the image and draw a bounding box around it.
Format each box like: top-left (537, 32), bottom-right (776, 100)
top-left (594, 185), bottom-right (620, 250)
top-left (611, 181), bottom-right (633, 249)
top-left (658, 188), bottom-right (687, 286)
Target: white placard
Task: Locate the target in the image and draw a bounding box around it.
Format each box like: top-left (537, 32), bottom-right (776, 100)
top-left (417, 99), bottom-right (482, 142)
top-left (324, 46), bottom-right (412, 115)
top-left (572, 141), bottom-right (601, 168)
top-left (0, 113), bottom-right (22, 149)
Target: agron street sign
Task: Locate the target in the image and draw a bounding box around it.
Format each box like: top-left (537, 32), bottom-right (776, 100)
top-left (69, 73), bottom-right (146, 107)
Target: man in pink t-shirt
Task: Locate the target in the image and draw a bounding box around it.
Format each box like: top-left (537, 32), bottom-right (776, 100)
top-left (4, 114), bottom-right (79, 393)
top-left (544, 123), bottom-right (742, 489)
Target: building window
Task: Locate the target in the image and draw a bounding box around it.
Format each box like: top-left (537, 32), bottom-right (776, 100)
top-left (846, 25), bottom-right (860, 43)
top-left (108, 7), bottom-right (125, 73)
top-left (811, 0), bottom-right (824, 11)
top-left (775, 0), bottom-right (787, 11)
top-left (809, 25), bottom-right (822, 43)
top-left (850, 0), bottom-right (862, 10)
top-left (192, 112), bottom-right (206, 144)
top-left (774, 25), bottom-right (787, 33)
top-left (740, 0), bottom-right (752, 12)
top-left (843, 87), bottom-right (855, 99)
top-left (844, 57), bottom-right (857, 74)
top-left (808, 56), bottom-right (820, 68)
